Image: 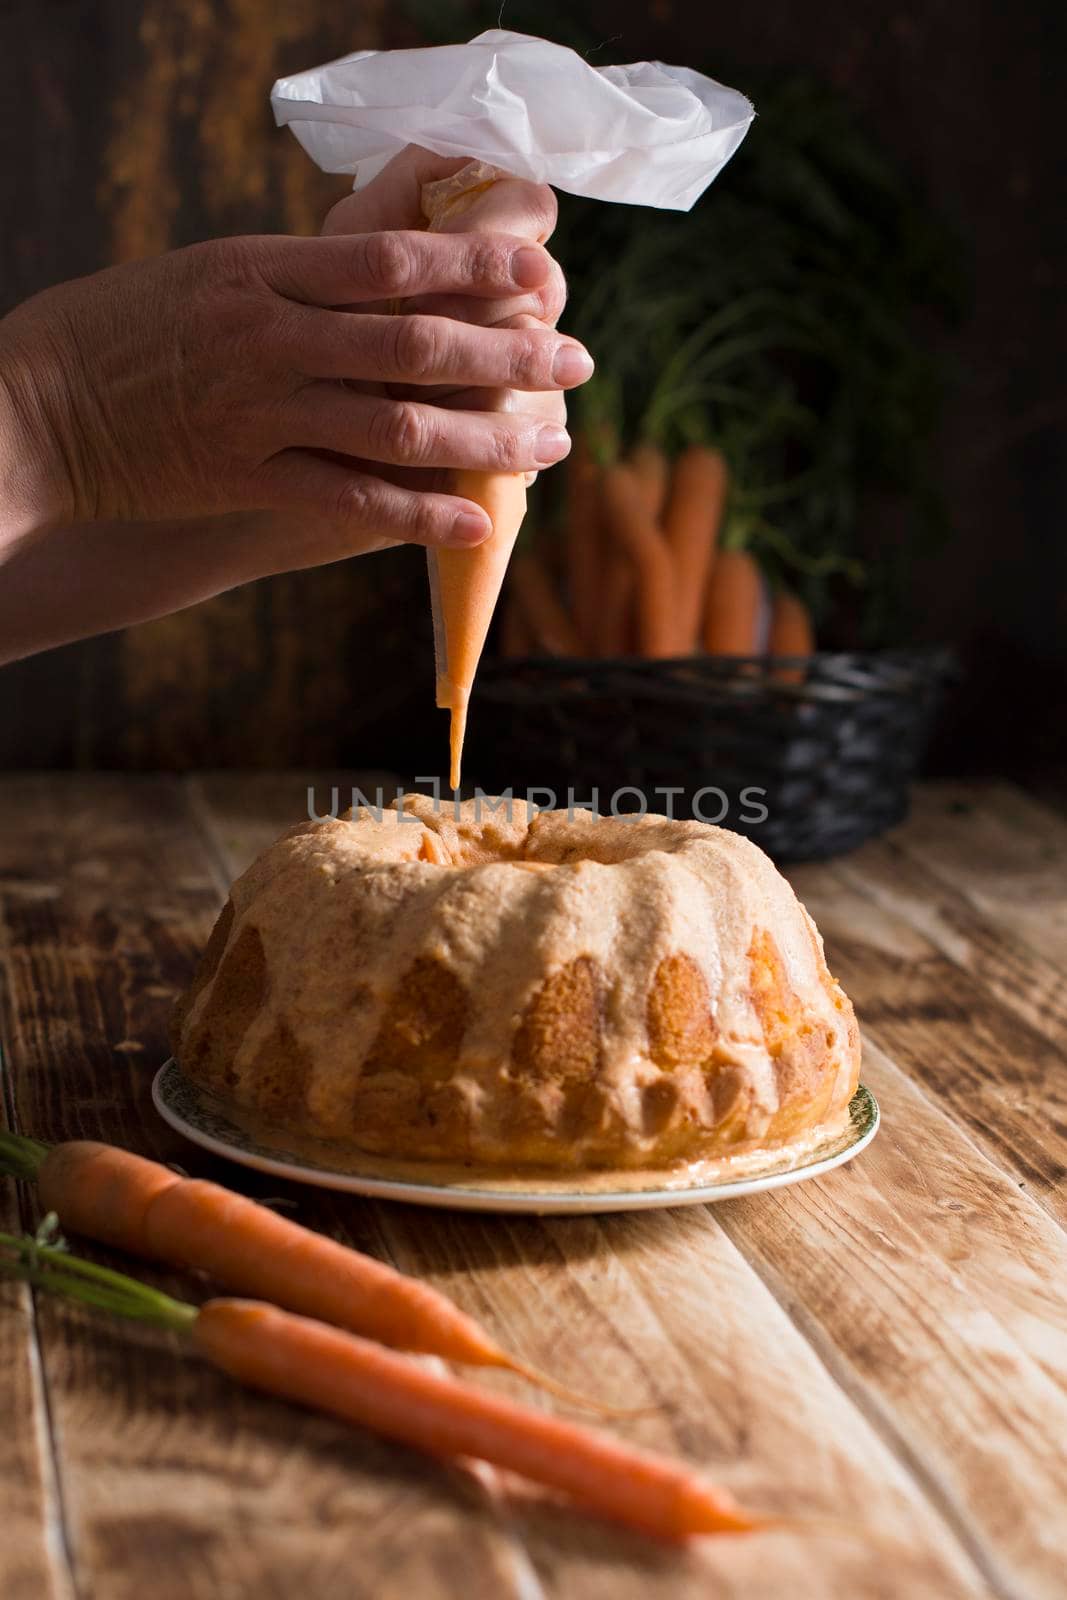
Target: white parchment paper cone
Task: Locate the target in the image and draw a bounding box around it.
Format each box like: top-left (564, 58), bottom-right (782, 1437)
top-left (271, 29), bottom-right (754, 211)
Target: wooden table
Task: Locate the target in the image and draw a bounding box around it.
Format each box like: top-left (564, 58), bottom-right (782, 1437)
top-left (2, 774), bottom-right (1065, 1600)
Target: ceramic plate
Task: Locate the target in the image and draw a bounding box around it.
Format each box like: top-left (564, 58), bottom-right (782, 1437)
top-left (153, 1059), bottom-right (878, 1215)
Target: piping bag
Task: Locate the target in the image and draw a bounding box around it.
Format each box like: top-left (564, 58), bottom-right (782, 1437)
top-left (272, 31), bottom-right (753, 790)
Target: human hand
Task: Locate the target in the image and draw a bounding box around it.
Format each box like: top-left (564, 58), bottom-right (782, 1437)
top-left (321, 147), bottom-right (574, 482)
top-left (0, 224), bottom-right (589, 555)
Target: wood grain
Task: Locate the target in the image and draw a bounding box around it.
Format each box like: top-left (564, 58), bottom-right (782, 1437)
top-left (374, 1205), bottom-right (991, 1599)
top-left (0, 776), bottom-right (533, 1600)
top-left (5, 772), bottom-right (1065, 1596)
top-left (0, 1107), bottom-right (69, 1600)
top-left (788, 860), bottom-right (1067, 1224)
top-left (832, 834), bottom-right (1067, 1051)
top-left (897, 783), bottom-right (1067, 972)
top-left (715, 1036), bottom-right (1067, 1600)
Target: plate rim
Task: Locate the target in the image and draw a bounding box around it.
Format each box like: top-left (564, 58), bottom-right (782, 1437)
top-left (152, 1059), bottom-right (879, 1214)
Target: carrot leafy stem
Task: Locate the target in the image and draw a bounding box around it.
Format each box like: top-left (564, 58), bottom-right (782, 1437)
top-left (0, 1129), bottom-right (51, 1180)
top-left (536, 61), bottom-right (963, 640)
top-left (0, 1226), bottom-right (198, 1333)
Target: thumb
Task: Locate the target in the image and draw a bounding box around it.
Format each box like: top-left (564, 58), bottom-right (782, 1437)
top-left (428, 174), bottom-right (557, 245)
top-left (322, 145), bottom-right (472, 236)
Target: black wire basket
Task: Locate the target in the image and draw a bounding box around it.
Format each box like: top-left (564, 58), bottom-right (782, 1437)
top-left (465, 648), bottom-right (954, 863)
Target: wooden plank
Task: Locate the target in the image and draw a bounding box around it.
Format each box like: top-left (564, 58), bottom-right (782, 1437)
top-left (832, 835), bottom-right (1067, 1051)
top-left (37, 1291), bottom-right (531, 1600)
top-left (0, 776), bottom-right (220, 1156)
top-left (372, 1206), bottom-right (995, 1599)
top-left (0, 776), bottom-right (530, 1600)
top-left (896, 783), bottom-right (1067, 971)
top-left (715, 1035), bottom-right (1067, 1600)
top-left (193, 772), bottom-right (991, 1598)
top-left (0, 1102), bottom-right (69, 1600)
top-left (788, 861), bottom-right (1067, 1224)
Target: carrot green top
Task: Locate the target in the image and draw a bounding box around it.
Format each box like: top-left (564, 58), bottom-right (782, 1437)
top-left (0, 1220), bottom-right (197, 1334)
top-left (0, 1129), bottom-right (50, 1180)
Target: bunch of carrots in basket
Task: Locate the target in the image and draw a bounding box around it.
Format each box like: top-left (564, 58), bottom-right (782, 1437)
top-left (502, 439), bottom-right (816, 665)
top-left (0, 1128), bottom-right (767, 1543)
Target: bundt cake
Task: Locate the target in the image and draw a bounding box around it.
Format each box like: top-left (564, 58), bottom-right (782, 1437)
top-left (172, 796), bottom-right (860, 1171)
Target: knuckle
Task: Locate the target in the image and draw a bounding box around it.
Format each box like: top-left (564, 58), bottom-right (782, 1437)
top-left (361, 231), bottom-right (415, 297)
top-left (469, 238), bottom-right (510, 291)
top-left (185, 241), bottom-right (276, 348)
top-left (229, 302), bottom-right (272, 362)
top-left (489, 425), bottom-right (522, 471)
top-left (410, 493), bottom-right (443, 544)
top-left (191, 235), bottom-right (251, 288)
top-left (391, 314), bottom-right (440, 377)
top-left (212, 236), bottom-right (287, 304)
top-left (370, 399), bottom-right (425, 461)
top-left (334, 475), bottom-right (377, 527)
top-left (508, 333), bottom-right (543, 388)
top-left (205, 291), bottom-right (268, 368)
top-left (262, 303), bottom-right (303, 364)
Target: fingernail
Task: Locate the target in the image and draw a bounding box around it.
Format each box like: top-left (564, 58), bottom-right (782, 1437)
top-left (450, 511), bottom-right (491, 546)
top-left (536, 425), bottom-right (571, 465)
top-left (511, 246), bottom-right (549, 288)
top-left (552, 343), bottom-right (595, 386)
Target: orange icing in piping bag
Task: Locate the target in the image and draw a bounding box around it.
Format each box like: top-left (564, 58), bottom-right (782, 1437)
top-left (429, 469), bottom-right (527, 792)
top-left (420, 164), bottom-right (529, 792)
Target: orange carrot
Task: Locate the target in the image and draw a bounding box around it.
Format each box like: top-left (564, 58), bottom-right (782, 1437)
top-left (594, 556), bottom-right (636, 657)
top-left (768, 589), bottom-right (815, 658)
top-left (2, 1229), bottom-right (763, 1543)
top-left (565, 434), bottom-right (603, 653)
top-left (665, 446), bottom-right (729, 653)
top-left (629, 441), bottom-right (670, 522)
top-left (197, 1299), bottom-right (760, 1542)
top-left (601, 464), bottom-right (679, 659)
top-left (702, 549), bottom-right (764, 656)
top-left (510, 553), bottom-right (584, 655)
top-left (0, 1135), bottom-right (562, 1393)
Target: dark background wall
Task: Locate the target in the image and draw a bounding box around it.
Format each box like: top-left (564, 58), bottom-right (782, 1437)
top-left (0, 0), bottom-right (1063, 776)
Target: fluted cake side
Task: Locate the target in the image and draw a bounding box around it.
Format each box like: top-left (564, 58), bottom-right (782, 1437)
top-left (172, 796), bottom-right (860, 1170)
